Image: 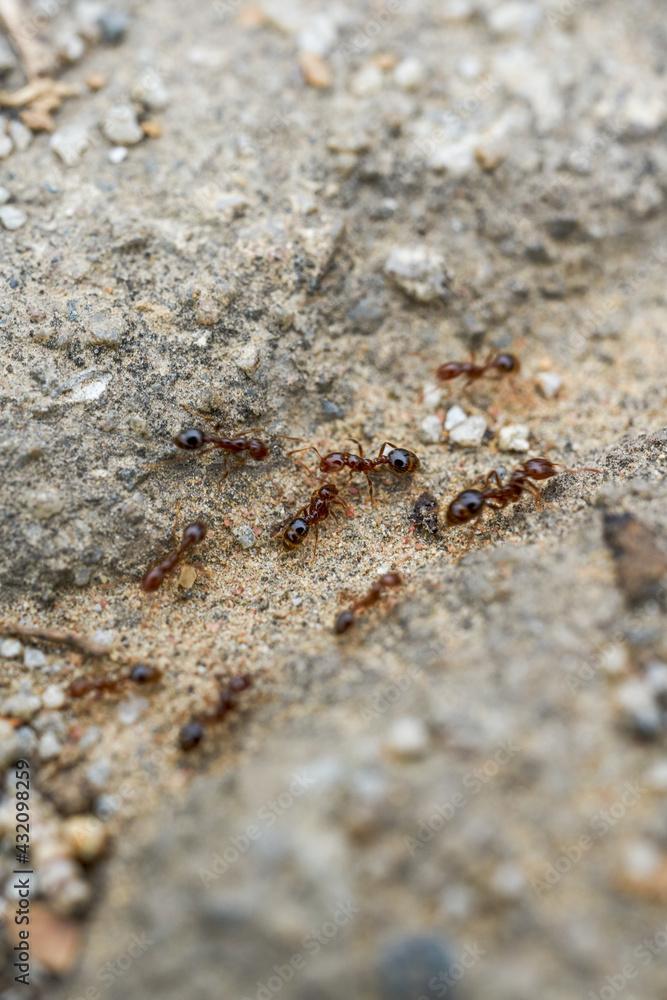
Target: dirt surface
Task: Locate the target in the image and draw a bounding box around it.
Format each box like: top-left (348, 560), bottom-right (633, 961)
top-left (1, 0), bottom-right (667, 997)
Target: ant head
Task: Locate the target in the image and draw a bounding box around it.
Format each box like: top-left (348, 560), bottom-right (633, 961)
top-left (179, 721), bottom-right (204, 752)
top-left (174, 428), bottom-right (206, 450)
top-left (283, 518), bottom-right (309, 549)
top-left (379, 572), bottom-right (402, 588)
top-left (130, 664), bottom-right (161, 684)
top-left (182, 522), bottom-right (207, 545)
top-left (446, 489), bottom-right (485, 526)
top-left (388, 449), bottom-right (420, 475)
top-left (318, 482), bottom-right (339, 500)
top-left (248, 438), bottom-right (269, 461)
top-left (334, 610), bottom-right (356, 634)
top-left (493, 352), bottom-right (520, 374)
top-left (141, 566), bottom-right (166, 592)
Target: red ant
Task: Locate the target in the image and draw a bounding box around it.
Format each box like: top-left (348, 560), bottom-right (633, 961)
top-left (173, 405), bottom-right (269, 484)
top-left (334, 572), bottom-right (403, 634)
top-left (69, 663), bottom-right (162, 699)
top-left (436, 350), bottom-right (520, 386)
top-left (446, 457), bottom-right (601, 556)
top-left (289, 438), bottom-right (420, 504)
top-left (179, 674), bottom-right (252, 752)
top-left (141, 522), bottom-right (207, 593)
top-left (277, 483), bottom-right (350, 564)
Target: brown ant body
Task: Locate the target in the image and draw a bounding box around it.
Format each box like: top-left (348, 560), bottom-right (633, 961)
top-left (179, 674), bottom-right (252, 752)
top-left (334, 572), bottom-right (403, 634)
top-left (141, 522), bottom-right (207, 593)
top-left (173, 404), bottom-right (269, 484)
top-left (69, 663), bottom-right (162, 699)
top-left (446, 457), bottom-right (601, 555)
top-left (289, 439), bottom-right (420, 503)
top-left (436, 351), bottom-right (520, 386)
top-left (279, 482), bottom-right (349, 563)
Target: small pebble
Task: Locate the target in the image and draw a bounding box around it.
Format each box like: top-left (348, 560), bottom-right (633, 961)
top-left (235, 344), bottom-right (260, 377)
top-left (131, 74), bottom-right (170, 111)
top-left (0, 639), bottom-right (22, 659)
top-left (0, 205), bottom-right (26, 230)
top-left (63, 815), bottom-right (107, 862)
top-left (498, 423), bottom-right (530, 452)
top-left (421, 381), bottom-right (442, 410)
top-left (536, 371), bottom-right (563, 398)
top-left (350, 63), bottom-right (383, 96)
top-left (385, 246), bottom-right (451, 303)
top-left (378, 935), bottom-right (455, 1000)
top-left (24, 647), bottom-right (47, 668)
top-left (0, 186), bottom-right (10, 204)
top-left (178, 565), bottom-right (197, 590)
top-left (449, 415), bottom-right (487, 447)
top-left (616, 678), bottom-right (662, 739)
top-left (39, 731), bottom-right (63, 761)
top-left (384, 717), bottom-right (429, 759)
top-left (393, 57), bottom-right (425, 91)
top-left (2, 691), bottom-right (41, 721)
top-left (40, 859), bottom-right (91, 915)
top-left (102, 105), bottom-right (143, 146)
top-left (8, 120), bottom-right (33, 152)
top-left (88, 311), bottom-right (122, 346)
top-left (86, 759), bottom-right (111, 788)
top-left (117, 696), bottom-right (149, 725)
top-left (232, 525), bottom-right (256, 550)
top-left (108, 146), bottom-right (128, 164)
top-left (299, 51), bottom-right (333, 89)
top-left (419, 414), bottom-right (443, 444)
top-left (56, 30), bottom-right (85, 63)
top-left (50, 125), bottom-right (91, 166)
top-left (42, 685), bottom-right (66, 710)
top-left (97, 10), bottom-right (130, 44)
top-left (444, 404), bottom-right (467, 431)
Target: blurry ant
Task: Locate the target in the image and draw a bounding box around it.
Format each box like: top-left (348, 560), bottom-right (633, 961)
top-left (446, 457), bottom-right (601, 556)
top-left (69, 663), bottom-right (162, 699)
top-left (179, 674), bottom-right (252, 752)
top-left (289, 438), bottom-right (420, 504)
top-left (141, 522), bottom-right (207, 593)
top-left (276, 483), bottom-right (349, 564)
top-left (334, 572), bottom-right (403, 634)
top-left (436, 350), bottom-right (520, 386)
top-left (173, 404), bottom-right (269, 485)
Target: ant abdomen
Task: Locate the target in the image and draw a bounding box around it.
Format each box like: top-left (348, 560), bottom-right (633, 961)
top-left (446, 490), bottom-right (486, 526)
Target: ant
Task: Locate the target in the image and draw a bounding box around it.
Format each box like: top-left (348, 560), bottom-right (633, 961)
top-left (334, 572), bottom-right (403, 634)
top-left (69, 663), bottom-right (162, 699)
top-left (277, 482), bottom-right (349, 564)
top-left (179, 674), bottom-right (252, 752)
top-left (446, 457), bottom-right (601, 556)
top-left (173, 405), bottom-right (269, 485)
top-left (289, 438), bottom-right (420, 504)
top-left (436, 350), bottom-right (520, 386)
top-left (141, 522), bottom-right (207, 593)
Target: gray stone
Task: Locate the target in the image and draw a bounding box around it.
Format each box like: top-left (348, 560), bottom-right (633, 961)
top-left (103, 106), bottom-right (143, 146)
top-left (378, 935), bottom-right (456, 1000)
top-left (385, 246), bottom-right (451, 302)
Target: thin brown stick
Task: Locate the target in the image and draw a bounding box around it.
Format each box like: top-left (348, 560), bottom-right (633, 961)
top-left (0, 0), bottom-right (57, 79)
top-left (0, 623), bottom-right (112, 657)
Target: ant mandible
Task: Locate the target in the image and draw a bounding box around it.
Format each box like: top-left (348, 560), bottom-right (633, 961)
top-left (446, 457), bottom-right (601, 556)
top-left (334, 572), bottom-right (403, 634)
top-left (436, 350), bottom-right (520, 386)
top-left (289, 438), bottom-right (420, 504)
top-left (173, 405), bottom-right (269, 486)
top-left (141, 522), bottom-right (207, 592)
top-left (277, 482), bottom-right (349, 564)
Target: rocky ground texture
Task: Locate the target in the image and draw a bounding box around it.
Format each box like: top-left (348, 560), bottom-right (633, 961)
top-left (1, 0), bottom-right (667, 998)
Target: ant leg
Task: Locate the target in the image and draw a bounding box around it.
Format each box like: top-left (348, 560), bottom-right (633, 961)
top-left (179, 403), bottom-right (221, 429)
top-left (452, 525), bottom-right (477, 563)
top-left (310, 523), bottom-right (319, 567)
top-left (216, 458), bottom-right (231, 490)
top-left (376, 441), bottom-right (400, 459)
top-left (170, 499), bottom-right (181, 548)
top-left (365, 472), bottom-right (375, 506)
top-left (345, 437), bottom-right (365, 460)
top-left (482, 470), bottom-right (503, 490)
top-left (560, 465), bottom-right (603, 475)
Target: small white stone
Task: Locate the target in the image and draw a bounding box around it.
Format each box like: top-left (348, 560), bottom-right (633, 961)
top-left (491, 862), bottom-right (526, 899)
top-left (0, 132), bottom-right (12, 159)
top-left (24, 647), bottom-right (46, 668)
top-left (117, 695), bottom-right (149, 725)
top-left (487, 1), bottom-right (542, 36)
top-left (427, 137), bottom-right (477, 176)
top-left (0, 639), bottom-right (22, 659)
top-left (449, 415), bottom-right (487, 447)
top-left (39, 730), bottom-right (63, 761)
top-left (103, 105), bottom-right (143, 146)
top-left (498, 423), bottom-right (530, 452)
top-left (350, 64), bottom-right (383, 97)
top-left (646, 663), bottom-right (667, 696)
top-left (2, 692), bottom-right (41, 721)
top-left (0, 205), bottom-right (26, 230)
top-left (645, 760), bottom-right (667, 791)
top-left (458, 55), bottom-right (482, 79)
top-left (536, 371), bottom-right (562, 398)
top-left (92, 629), bottom-right (113, 649)
top-left (0, 187), bottom-right (10, 204)
top-left (50, 124), bottom-right (91, 166)
top-left (297, 14), bottom-right (337, 56)
top-left (8, 120), bottom-right (33, 152)
top-left (108, 145), bottom-right (128, 164)
top-left (419, 414), bottom-right (443, 444)
top-left (235, 344), bottom-right (260, 377)
top-left (384, 717), bottom-right (429, 759)
top-left (394, 57), bottom-right (425, 91)
top-left (444, 404), bottom-right (467, 431)
top-left (131, 74), bottom-right (170, 111)
top-left (88, 311), bottom-right (122, 346)
top-left (622, 840), bottom-right (661, 880)
top-left (86, 759), bottom-right (111, 788)
top-left (231, 525), bottom-right (256, 550)
top-left (385, 246), bottom-right (451, 302)
top-left (42, 684), bottom-right (66, 709)
top-left (422, 381), bottom-right (442, 410)
top-left (56, 29), bottom-right (85, 63)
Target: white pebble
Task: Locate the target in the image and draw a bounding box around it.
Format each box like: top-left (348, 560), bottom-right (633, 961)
top-left (498, 423), bottom-right (530, 452)
top-left (103, 105), bottom-right (143, 146)
top-left (419, 414), bottom-right (443, 444)
top-left (117, 696), bottom-right (149, 725)
top-left (394, 57), bottom-right (425, 91)
top-left (24, 647), bottom-right (46, 668)
top-left (39, 731), bottom-right (63, 761)
top-left (50, 124), bottom-right (91, 166)
top-left (622, 840), bottom-right (661, 880)
top-left (444, 404), bottom-right (467, 431)
top-left (422, 381), bottom-right (442, 410)
top-left (231, 525), bottom-right (256, 550)
top-left (8, 120), bottom-right (32, 152)
top-left (0, 639), bottom-right (22, 659)
top-left (235, 344), bottom-right (260, 377)
top-left (645, 760), bottom-right (667, 791)
top-left (384, 717), bottom-right (429, 759)
top-left (108, 146), bottom-right (128, 164)
top-left (131, 74), bottom-right (170, 111)
top-left (536, 371), bottom-right (562, 398)
top-left (42, 684), bottom-right (66, 709)
top-left (0, 132), bottom-right (12, 159)
top-left (350, 64), bottom-right (383, 97)
top-left (0, 186), bottom-right (9, 204)
top-left (449, 415), bottom-right (487, 447)
top-left (2, 692), bottom-right (41, 721)
top-left (0, 205), bottom-right (26, 230)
